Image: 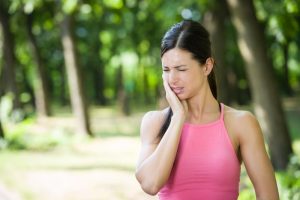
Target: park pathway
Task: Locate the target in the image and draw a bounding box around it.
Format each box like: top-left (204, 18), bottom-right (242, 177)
top-left (0, 182), bottom-right (22, 200)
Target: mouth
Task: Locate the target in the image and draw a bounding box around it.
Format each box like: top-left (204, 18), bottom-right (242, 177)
top-left (171, 87), bottom-right (184, 94)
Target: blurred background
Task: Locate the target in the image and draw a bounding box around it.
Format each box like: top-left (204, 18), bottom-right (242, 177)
top-left (0, 0), bottom-right (299, 199)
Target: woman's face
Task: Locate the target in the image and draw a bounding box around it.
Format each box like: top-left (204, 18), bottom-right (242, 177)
top-left (161, 48), bottom-right (208, 100)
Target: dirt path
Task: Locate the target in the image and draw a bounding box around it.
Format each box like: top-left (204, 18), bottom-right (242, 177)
top-left (0, 137), bottom-right (158, 200)
top-left (0, 182), bottom-right (22, 200)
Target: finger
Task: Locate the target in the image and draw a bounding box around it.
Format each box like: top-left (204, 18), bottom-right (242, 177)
top-left (162, 75), bottom-right (172, 94)
top-left (162, 79), bottom-right (170, 93)
top-left (163, 81), bottom-right (175, 103)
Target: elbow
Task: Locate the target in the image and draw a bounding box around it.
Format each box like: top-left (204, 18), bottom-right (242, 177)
top-left (135, 170), bottom-right (161, 195)
top-left (141, 184), bottom-right (160, 196)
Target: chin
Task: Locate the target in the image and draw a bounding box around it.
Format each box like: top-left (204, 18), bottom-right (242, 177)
top-left (176, 93), bottom-right (188, 100)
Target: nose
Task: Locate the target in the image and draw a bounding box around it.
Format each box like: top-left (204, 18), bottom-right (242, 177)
top-left (169, 70), bottom-right (179, 84)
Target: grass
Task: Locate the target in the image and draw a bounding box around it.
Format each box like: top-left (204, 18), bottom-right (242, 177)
top-left (0, 137), bottom-right (155, 200)
top-left (0, 106), bottom-right (155, 200)
top-left (0, 101), bottom-right (299, 200)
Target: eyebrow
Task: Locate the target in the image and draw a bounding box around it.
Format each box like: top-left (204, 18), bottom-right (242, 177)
top-left (163, 65), bottom-right (187, 68)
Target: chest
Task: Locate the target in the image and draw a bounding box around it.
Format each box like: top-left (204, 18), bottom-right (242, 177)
top-left (168, 124), bottom-right (241, 186)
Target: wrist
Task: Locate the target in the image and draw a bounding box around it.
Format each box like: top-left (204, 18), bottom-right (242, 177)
top-left (171, 113), bottom-right (185, 124)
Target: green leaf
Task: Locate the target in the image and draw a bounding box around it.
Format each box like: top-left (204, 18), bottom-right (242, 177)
top-left (103, 0), bottom-right (123, 9)
top-left (62, 0), bottom-right (78, 14)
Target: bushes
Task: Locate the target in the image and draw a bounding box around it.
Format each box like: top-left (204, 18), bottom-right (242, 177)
top-left (235, 155), bottom-right (300, 200)
top-left (0, 118), bottom-right (74, 151)
top-left (277, 155), bottom-right (300, 200)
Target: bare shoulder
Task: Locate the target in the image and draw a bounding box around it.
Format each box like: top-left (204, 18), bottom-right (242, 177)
top-left (223, 104), bottom-right (262, 141)
top-left (223, 105), bottom-right (256, 123)
top-left (140, 107), bottom-right (169, 144)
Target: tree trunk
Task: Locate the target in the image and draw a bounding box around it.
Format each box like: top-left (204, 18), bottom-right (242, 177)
top-left (59, 66), bottom-right (68, 106)
top-left (20, 63), bottom-right (36, 108)
top-left (0, 62), bottom-right (3, 139)
top-left (60, 14), bottom-right (92, 136)
top-left (226, 0), bottom-right (293, 170)
top-left (93, 61), bottom-right (106, 105)
top-left (89, 39), bottom-right (106, 105)
top-left (116, 65), bottom-right (130, 115)
top-left (25, 12), bottom-right (51, 117)
top-left (0, 65), bottom-right (4, 97)
top-left (0, 2), bottom-right (21, 110)
top-left (202, 0), bottom-right (232, 104)
top-left (0, 119), bottom-right (4, 139)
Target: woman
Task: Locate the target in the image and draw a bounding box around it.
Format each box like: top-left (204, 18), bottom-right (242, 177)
top-left (135, 20), bottom-right (279, 200)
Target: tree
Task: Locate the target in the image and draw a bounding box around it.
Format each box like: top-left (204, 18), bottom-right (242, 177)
top-left (0, 68), bottom-right (4, 139)
top-left (226, 0), bottom-right (293, 170)
top-left (60, 11), bottom-right (92, 136)
top-left (202, 0), bottom-right (232, 104)
top-left (0, 119), bottom-right (4, 139)
top-left (259, 0), bottom-right (300, 96)
top-left (25, 12), bottom-right (51, 117)
top-left (116, 64), bottom-right (130, 116)
top-left (0, 0), bottom-right (21, 110)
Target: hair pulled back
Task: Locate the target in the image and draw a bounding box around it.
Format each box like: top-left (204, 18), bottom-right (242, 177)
top-left (159, 20), bottom-right (218, 137)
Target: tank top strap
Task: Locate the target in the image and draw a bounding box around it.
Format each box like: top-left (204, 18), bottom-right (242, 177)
top-left (219, 102), bottom-right (224, 121)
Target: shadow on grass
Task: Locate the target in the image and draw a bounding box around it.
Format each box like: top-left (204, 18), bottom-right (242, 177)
top-left (39, 163), bottom-right (135, 172)
top-left (94, 131), bottom-right (139, 138)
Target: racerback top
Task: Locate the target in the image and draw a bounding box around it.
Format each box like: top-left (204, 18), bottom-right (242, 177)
top-left (158, 103), bottom-right (240, 200)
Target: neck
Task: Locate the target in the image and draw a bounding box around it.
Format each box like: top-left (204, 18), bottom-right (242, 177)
top-left (186, 84), bottom-right (219, 123)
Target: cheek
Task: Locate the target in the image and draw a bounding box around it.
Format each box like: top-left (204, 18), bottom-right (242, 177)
top-left (184, 73), bottom-right (202, 87)
top-left (181, 72), bottom-right (193, 82)
top-left (162, 72), bottom-right (169, 81)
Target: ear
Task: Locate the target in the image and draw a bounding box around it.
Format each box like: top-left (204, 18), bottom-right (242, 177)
top-left (203, 57), bottom-right (214, 76)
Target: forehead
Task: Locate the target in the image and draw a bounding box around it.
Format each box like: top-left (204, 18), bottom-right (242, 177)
top-left (161, 48), bottom-right (194, 67)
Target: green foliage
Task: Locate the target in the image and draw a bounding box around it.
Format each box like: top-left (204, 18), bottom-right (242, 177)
top-left (239, 190), bottom-right (255, 200)
top-left (103, 0), bottom-right (123, 9)
top-left (62, 0), bottom-right (79, 14)
top-left (238, 154), bottom-right (300, 200)
top-left (0, 118), bottom-right (75, 151)
top-left (255, 0), bottom-right (300, 93)
top-left (277, 155), bottom-right (300, 200)
top-left (238, 168), bottom-right (256, 200)
top-left (1, 0), bottom-right (299, 111)
top-left (0, 93), bottom-right (27, 122)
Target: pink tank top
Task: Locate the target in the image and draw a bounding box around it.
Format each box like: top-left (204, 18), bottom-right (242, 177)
top-left (158, 103), bottom-right (240, 200)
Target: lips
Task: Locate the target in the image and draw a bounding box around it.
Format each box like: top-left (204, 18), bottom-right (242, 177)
top-left (171, 87), bottom-right (184, 94)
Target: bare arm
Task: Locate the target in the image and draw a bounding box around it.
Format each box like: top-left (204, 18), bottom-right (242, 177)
top-left (238, 112), bottom-right (279, 200)
top-left (135, 75), bottom-right (188, 195)
top-left (135, 111), bottom-right (185, 195)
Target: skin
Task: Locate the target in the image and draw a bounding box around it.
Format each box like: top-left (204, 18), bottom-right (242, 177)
top-left (135, 48), bottom-right (279, 199)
